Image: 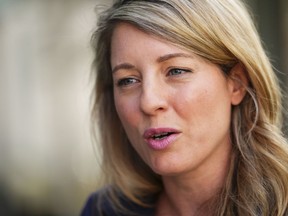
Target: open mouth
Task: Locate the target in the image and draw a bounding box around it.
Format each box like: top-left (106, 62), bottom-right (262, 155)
top-left (143, 128), bottom-right (180, 150)
top-left (143, 127), bottom-right (180, 140)
top-left (152, 132), bottom-right (174, 140)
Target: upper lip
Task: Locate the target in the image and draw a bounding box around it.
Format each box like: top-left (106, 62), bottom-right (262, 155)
top-left (143, 127), bottom-right (181, 139)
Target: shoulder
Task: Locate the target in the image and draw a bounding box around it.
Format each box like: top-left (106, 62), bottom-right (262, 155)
top-left (80, 188), bottom-right (156, 216)
top-left (80, 192), bottom-right (99, 216)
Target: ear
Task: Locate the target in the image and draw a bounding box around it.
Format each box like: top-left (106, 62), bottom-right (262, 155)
top-left (228, 63), bottom-right (248, 105)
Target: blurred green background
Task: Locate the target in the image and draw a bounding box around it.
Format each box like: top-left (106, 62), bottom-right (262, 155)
top-left (0, 0), bottom-right (287, 215)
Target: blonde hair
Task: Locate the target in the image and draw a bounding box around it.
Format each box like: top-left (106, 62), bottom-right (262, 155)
top-left (91, 0), bottom-right (288, 215)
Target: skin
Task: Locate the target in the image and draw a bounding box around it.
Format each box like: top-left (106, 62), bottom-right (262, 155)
top-left (110, 23), bottom-right (247, 216)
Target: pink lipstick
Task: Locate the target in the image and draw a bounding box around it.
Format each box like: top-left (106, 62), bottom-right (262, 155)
top-left (143, 128), bottom-right (180, 150)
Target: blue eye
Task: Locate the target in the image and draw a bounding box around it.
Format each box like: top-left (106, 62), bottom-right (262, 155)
top-left (168, 68), bottom-right (191, 76)
top-left (117, 78), bottom-right (139, 87)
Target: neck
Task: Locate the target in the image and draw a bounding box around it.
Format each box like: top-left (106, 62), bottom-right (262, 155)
top-left (156, 150), bottom-right (232, 216)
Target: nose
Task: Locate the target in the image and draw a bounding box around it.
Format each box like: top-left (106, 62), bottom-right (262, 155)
top-left (140, 80), bottom-right (168, 115)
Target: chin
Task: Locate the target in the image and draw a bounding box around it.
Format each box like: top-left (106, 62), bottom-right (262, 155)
top-left (149, 157), bottom-right (187, 177)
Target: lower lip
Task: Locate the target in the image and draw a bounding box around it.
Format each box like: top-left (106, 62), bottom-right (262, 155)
top-left (145, 133), bottom-right (179, 150)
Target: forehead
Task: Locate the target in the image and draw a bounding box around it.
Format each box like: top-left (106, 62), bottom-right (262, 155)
top-left (110, 23), bottom-right (194, 64)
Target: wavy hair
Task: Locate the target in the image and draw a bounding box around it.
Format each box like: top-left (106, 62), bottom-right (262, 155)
top-left (91, 0), bottom-right (288, 215)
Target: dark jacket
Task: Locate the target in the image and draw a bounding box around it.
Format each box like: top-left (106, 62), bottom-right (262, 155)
top-left (80, 191), bottom-right (156, 216)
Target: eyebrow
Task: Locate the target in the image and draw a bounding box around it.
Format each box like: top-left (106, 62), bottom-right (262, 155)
top-left (157, 53), bottom-right (194, 63)
top-left (112, 63), bottom-right (135, 74)
top-left (112, 53), bottom-right (193, 74)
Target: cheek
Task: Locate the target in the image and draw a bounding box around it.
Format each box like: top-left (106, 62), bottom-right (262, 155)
top-left (115, 98), bottom-right (140, 154)
top-left (114, 95), bottom-right (139, 131)
top-left (114, 95), bottom-right (149, 160)
top-left (176, 82), bottom-right (232, 128)
top-left (201, 90), bottom-right (232, 134)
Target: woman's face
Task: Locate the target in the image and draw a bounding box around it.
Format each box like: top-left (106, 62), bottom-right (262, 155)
top-left (111, 23), bottom-right (242, 177)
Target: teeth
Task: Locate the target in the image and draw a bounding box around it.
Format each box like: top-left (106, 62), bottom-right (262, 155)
top-left (153, 132), bottom-right (170, 140)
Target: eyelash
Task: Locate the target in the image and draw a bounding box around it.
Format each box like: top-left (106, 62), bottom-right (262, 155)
top-left (167, 68), bottom-right (192, 76)
top-left (117, 77), bottom-right (139, 87)
top-left (116, 68), bottom-right (192, 87)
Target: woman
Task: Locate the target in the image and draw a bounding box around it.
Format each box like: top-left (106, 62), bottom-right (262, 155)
top-left (81, 0), bottom-right (288, 215)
